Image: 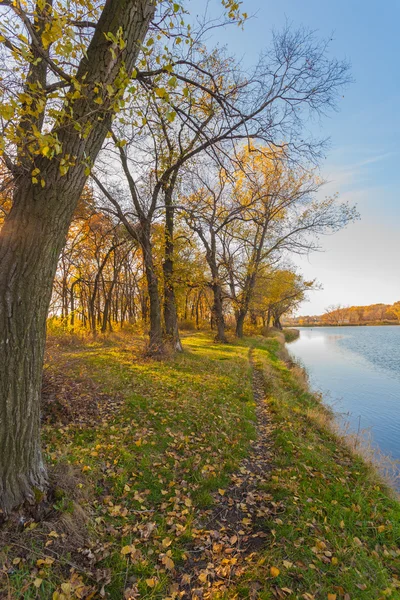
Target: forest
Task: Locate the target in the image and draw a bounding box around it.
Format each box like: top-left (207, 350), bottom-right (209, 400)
top-left (290, 302), bottom-right (400, 326)
top-left (1, 1), bottom-right (400, 599)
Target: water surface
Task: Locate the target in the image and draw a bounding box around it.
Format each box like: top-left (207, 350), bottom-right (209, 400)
top-left (288, 326), bottom-right (400, 463)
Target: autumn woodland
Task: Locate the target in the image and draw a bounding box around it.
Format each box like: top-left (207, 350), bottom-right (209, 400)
top-left (0, 1), bottom-right (399, 599)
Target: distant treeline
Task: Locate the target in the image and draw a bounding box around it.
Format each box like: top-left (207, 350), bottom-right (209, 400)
top-left (287, 302), bottom-right (400, 326)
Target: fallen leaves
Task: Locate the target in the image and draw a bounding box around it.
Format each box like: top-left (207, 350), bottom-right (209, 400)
top-left (120, 545), bottom-right (141, 562)
top-left (2, 335), bottom-right (400, 600)
top-left (162, 536), bottom-right (172, 548)
top-left (161, 551), bottom-right (175, 571)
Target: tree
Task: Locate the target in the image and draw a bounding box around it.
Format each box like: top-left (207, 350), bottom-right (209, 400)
top-left (252, 269), bottom-right (316, 330)
top-left (222, 145), bottom-right (357, 337)
top-left (0, 0), bottom-right (250, 511)
top-left (323, 304), bottom-right (347, 325)
top-left (183, 167), bottom-right (247, 342)
top-left (0, 0), bottom-right (156, 513)
top-left (93, 28), bottom-right (253, 353)
top-left (95, 25), bottom-right (351, 348)
top-left (391, 302), bottom-right (400, 322)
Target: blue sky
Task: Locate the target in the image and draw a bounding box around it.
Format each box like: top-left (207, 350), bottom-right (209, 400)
top-left (191, 0), bottom-right (400, 314)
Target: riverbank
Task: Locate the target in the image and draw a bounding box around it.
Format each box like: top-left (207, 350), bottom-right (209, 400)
top-left (282, 327), bottom-right (300, 342)
top-left (1, 332), bottom-right (399, 599)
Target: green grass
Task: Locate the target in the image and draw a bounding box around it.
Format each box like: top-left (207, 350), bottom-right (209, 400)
top-left (1, 331), bottom-right (399, 599)
top-left (1, 333), bottom-right (255, 599)
top-left (282, 328), bottom-right (300, 343)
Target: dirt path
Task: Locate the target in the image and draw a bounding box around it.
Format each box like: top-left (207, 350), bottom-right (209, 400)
top-left (176, 347), bottom-right (278, 599)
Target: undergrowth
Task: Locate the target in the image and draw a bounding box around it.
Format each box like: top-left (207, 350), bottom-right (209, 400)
top-left (0, 332), bottom-right (399, 599)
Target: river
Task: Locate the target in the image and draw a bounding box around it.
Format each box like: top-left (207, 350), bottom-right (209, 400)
top-left (288, 326), bottom-right (400, 467)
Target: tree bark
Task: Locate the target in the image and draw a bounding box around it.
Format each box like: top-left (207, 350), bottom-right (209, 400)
top-left (142, 236), bottom-right (164, 355)
top-left (0, 179), bottom-right (80, 512)
top-left (0, 0), bottom-right (155, 513)
top-left (235, 309), bottom-right (246, 339)
top-left (234, 270), bottom-right (258, 339)
top-left (195, 291), bottom-right (202, 330)
top-left (162, 186), bottom-right (183, 352)
top-left (200, 232), bottom-right (228, 343)
top-left (70, 278), bottom-right (82, 330)
top-left (211, 281), bottom-right (228, 343)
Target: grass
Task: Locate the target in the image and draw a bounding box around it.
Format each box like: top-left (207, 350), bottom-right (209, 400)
top-left (282, 328), bottom-right (300, 343)
top-left (1, 331), bottom-right (399, 599)
top-left (1, 333), bottom-right (255, 599)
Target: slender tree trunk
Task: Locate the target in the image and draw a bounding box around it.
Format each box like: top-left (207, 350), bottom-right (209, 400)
top-left (70, 287), bottom-right (75, 330)
top-left (184, 292), bottom-right (190, 321)
top-left (90, 248), bottom-right (114, 335)
top-left (235, 271), bottom-right (258, 339)
top-left (141, 293), bottom-right (149, 323)
top-left (101, 268), bottom-right (120, 333)
top-left (70, 279), bottom-right (82, 331)
top-left (203, 235), bottom-right (228, 343)
top-left (210, 312), bottom-right (215, 331)
top-left (102, 297), bottom-right (111, 333)
top-left (61, 276), bottom-right (69, 325)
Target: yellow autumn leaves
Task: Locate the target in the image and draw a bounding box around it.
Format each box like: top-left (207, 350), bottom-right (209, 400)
top-left (121, 537), bottom-right (175, 573)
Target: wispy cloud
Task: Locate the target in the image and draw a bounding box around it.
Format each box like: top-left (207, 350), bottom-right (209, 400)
top-left (321, 151), bottom-right (397, 192)
top-left (353, 152), bottom-right (395, 168)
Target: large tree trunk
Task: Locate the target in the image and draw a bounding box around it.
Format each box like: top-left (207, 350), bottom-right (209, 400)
top-left (163, 264), bottom-right (183, 351)
top-left (0, 0), bottom-right (155, 513)
top-left (162, 192), bottom-right (183, 352)
top-left (142, 237), bottom-right (164, 355)
top-left (234, 271), bottom-right (258, 339)
top-left (211, 282), bottom-right (228, 343)
top-left (235, 309), bottom-right (246, 339)
top-left (204, 236), bottom-right (228, 344)
top-left (0, 179), bottom-right (82, 512)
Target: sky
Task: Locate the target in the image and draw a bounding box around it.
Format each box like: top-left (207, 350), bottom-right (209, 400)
top-left (190, 0), bottom-right (400, 314)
